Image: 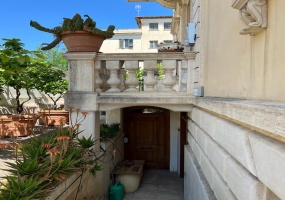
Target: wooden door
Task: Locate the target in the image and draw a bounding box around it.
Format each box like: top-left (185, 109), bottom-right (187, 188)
top-left (123, 107), bottom-right (170, 169)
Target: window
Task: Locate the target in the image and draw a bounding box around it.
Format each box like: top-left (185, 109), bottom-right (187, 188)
top-left (149, 41), bottom-right (158, 49)
top-left (119, 39), bottom-right (133, 49)
top-left (164, 22), bottom-right (171, 30)
top-left (149, 23), bottom-right (158, 31)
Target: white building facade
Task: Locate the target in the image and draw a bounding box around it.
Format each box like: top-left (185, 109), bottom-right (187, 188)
top-left (100, 16), bottom-right (173, 53)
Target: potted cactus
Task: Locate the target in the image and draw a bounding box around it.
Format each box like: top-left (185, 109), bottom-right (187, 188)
top-left (30, 13), bottom-right (115, 52)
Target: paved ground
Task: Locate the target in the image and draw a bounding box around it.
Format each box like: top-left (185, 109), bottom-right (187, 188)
top-left (124, 169), bottom-right (184, 200)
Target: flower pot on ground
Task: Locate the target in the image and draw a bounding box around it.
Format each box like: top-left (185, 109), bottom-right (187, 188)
top-left (0, 115), bottom-right (12, 138)
top-left (0, 114), bottom-right (38, 137)
top-left (38, 110), bottom-right (69, 126)
top-left (30, 13), bottom-right (115, 52)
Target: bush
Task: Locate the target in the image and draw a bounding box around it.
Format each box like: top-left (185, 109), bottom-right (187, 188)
top-left (100, 123), bottom-right (120, 141)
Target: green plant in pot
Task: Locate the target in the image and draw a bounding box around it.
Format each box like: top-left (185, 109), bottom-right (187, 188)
top-left (30, 13), bottom-right (115, 52)
top-left (0, 108), bottom-right (104, 199)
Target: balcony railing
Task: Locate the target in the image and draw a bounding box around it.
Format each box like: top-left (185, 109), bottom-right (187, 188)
top-left (95, 52), bottom-right (194, 94)
top-left (64, 51), bottom-right (196, 111)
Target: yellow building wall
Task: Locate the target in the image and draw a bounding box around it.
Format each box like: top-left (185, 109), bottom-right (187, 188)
top-left (202, 0), bottom-right (285, 101)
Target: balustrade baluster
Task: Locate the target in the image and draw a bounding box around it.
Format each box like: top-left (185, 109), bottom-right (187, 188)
top-left (161, 60), bottom-right (177, 91)
top-left (125, 61), bottom-right (139, 92)
top-left (119, 68), bottom-right (127, 92)
top-left (106, 61), bottom-right (121, 93)
top-left (95, 60), bottom-right (103, 93)
top-left (144, 60), bottom-right (158, 92)
top-left (180, 60), bottom-right (188, 92)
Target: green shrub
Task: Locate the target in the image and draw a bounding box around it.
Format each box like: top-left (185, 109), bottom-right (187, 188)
top-left (100, 123), bottom-right (120, 141)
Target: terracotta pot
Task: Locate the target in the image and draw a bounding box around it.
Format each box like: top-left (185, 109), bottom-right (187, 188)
top-left (61, 31), bottom-right (106, 52)
top-left (38, 110), bottom-right (69, 126)
top-left (0, 115), bottom-right (38, 137)
top-left (0, 115), bottom-right (12, 138)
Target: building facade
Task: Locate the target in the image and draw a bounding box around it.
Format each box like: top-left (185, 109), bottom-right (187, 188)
top-left (100, 16), bottom-right (173, 53)
top-left (63, 0), bottom-right (285, 199)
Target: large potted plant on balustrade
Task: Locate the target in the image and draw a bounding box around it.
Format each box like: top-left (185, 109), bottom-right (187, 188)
top-left (0, 38), bottom-right (47, 137)
top-left (30, 13), bottom-right (115, 52)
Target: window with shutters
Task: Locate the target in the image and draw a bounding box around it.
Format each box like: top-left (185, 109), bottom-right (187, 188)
top-left (119, 39), bottom-right (133, 49)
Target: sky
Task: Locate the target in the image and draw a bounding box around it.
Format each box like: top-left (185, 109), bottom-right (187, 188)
top-left (0, 0), bottom-right (172, 50)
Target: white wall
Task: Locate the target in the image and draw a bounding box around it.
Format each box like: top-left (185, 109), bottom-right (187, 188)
top-left (170, 111), bottom-right (180, 173)
top-left (100, 17), bottom-right (173, 53)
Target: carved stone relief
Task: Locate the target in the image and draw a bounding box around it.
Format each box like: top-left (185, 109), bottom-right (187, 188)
top-left (232, 0), bottom-right (268, 36)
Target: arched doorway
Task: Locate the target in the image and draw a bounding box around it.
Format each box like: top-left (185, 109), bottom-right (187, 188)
top-left (123, 106), bottom-right (170, 169)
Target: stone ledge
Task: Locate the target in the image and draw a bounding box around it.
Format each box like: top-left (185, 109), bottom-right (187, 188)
top-left (194, 97), bottom-right (285, 143)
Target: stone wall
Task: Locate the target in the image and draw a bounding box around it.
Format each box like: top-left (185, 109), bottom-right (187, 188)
top-left (45, 132), bottom-right (124, 200)
top-left (0, 87), bottom-right (64, 114)
top-left (184, 99), bottom-right (284, 200)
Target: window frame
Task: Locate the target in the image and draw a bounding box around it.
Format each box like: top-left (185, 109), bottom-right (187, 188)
top-left (164, 22), bottom-right (171, 31)
top-left (149, 40), bottom-right (158, 49)
top-left (119, 39), bottom-right (133, 49)
top-left (149, 23), bottom-right (159, 31)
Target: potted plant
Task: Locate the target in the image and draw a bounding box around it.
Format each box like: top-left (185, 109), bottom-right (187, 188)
top-left (0, 38), bottom-right (46, 136)
top-left (30, 13), bottom-right (115, 52)
top-left (157, 41), bottom-right (184, 52)
top-left (0, 108), bottom-right (103, 199)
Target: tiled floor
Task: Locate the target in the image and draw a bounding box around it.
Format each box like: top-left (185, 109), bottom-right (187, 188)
top-left (124, 170), bottom-right (184, 200)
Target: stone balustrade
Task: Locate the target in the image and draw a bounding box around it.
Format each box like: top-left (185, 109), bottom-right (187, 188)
top-left (64, 52), bottom-right (196, 112)
top-left (95, 52), bottom-right (194, 94)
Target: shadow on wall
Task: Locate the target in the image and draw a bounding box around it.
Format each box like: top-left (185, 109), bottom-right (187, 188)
top-left (0, 87), bottom-right (64, 114)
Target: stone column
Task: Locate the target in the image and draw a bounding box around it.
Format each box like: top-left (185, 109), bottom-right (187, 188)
top-left (63, 52), bottom-right (100, 153)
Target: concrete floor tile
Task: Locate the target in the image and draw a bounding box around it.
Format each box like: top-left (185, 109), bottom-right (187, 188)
top-left (132, 191), bottom-right (157, 199)
top-left (157, 191), bottom-right (184, 200)
top-left (123, 193), bottom-right (133, 200)
top-left (123, 170), bottom-right (183, 200)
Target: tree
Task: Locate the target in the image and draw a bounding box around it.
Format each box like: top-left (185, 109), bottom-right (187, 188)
top-left (35, 45), bottom-right (68, 70)
top-left (35, 67), bottom-right (68, 110)
top-left (33, 45), bottom-right (68, 110)
top-left (0, 38), bottom-right (47, 114)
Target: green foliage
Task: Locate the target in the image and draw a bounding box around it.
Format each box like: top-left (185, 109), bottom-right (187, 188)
top-left (35, 45), bottom-right (68, 70)
top-left (0, 175), bottom-right (51, 200)
top-left (100, 123), bottom-right (121, 141)
top-left (157, 61), bottom-right (165, 79)
top-left (30, 13), bottom-right (115, 50)
top-left (78, 136), bottom-right (95, 149)
top-left (30, 46), bottom-right (68, 109)
top-left (136, 67), bottom-right (145, 91)
top-left (5, 157), bottom-right (49, 177)
top-left (0, 38), bottom-right (49, 114)
top-left (0, 109), bottom-right (103, 199)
